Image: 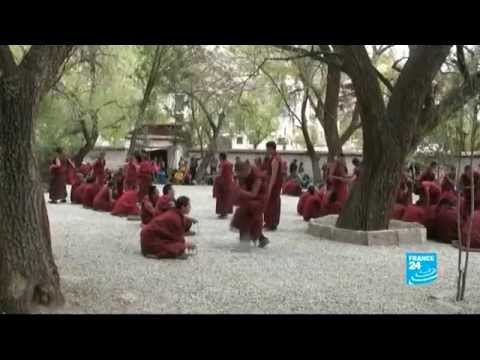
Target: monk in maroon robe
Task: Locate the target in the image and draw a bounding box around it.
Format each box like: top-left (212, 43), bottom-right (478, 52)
top-left (460, 211), bottom-right (480, 249)
top-left (297, 185), bottom-right (317, 216)
top-left (418, 161), bottom-right (437, 183)
top-left (93, 181), bottom-right (116, 212)
top-left (112, 168), bottom-right (124, 200)
top-left (282, 178), bottom-right (303, 197)
top-left (48, 147), bottom-right (68, 204)
top-left (93, 151), bottom-right (106, 186)
top-left (72, 180), bottom-right (88, 204)
top-left (303, 185), bottom-right (327, 221)
top-left (79, 162), bottom-right (92, 178)
top-left (264, 141), bottom-right (283, 231)
top-left (460, 165), bottom-right (480, 215)
top-left (111, 188), bottom-right (140, 217)
top-left (231, 161), bottom-right (269, 248)
top-left (65, 157), bottom-right (77, 185)
top-left (417, 181), bottom-right (441, 206)
top-left (215, 153), bottom-right (234, 218)
top-left (82, 176), bottom-right (101, 209)
top-left (441, 166), bottom-right (456, 196)
top-left (70, 173), bottom-right (85, 204)
top-left (435, 197), bottom-right (459, 243)
top-left (325, 154), bottom-right (350, 214)
top-left (155, 184), bottom-right (196, 234)
top-left (124, 154), bottom-right (139, 191)
top-left (141, 185), bottom-right (160, 225)
top-left (137, 152), bottom-right (154, 201)
top-left (140, 196), bottom-right (197, 260)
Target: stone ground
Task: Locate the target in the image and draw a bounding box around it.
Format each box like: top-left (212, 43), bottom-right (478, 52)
top-left (43, 185), bottom-right (480, 314)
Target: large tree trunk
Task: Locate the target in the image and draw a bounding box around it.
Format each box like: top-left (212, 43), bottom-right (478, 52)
top-left (336, 133), bottom-right (406, 230)
top-left (0, 81), bottom-right (64, 313)
top-left (322, 64), bottom-right (342, 161)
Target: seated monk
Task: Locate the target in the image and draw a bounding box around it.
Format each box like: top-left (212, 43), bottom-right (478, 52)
top-left (141, 185), bottom-right (160, 225)
top-left (417, 181), bottom-right (441, 206)
top-left (111, 188), bottom-right (140, 217)
top-left (82, 176), bottom-right (101, 209)
top-left (155, 184), bottom-right (197, 235)
top-left (140, 196), bottom-right (197, 260)
top-left (391, 204), bottom-right (406, 221)
top-left (70, 172), bottom-right (85, 204)
top-left (435, 197), bottom-right (460, 243)
top-left (402, 205), bottom-right (427, 226)
top-left (282, 178), bottom-right (303, 197)
top-left (230, 161), bottom-right (269, 249)
top-left (297, 185), bottom-right (316, 216)
top-left (93, 181), bottom-right (116, 212)
top-left (460, 211), bottom-right (480, 249)
top-left (72, 178), bottom-right (88, 204)
top-left (303, 185), bottom-right (327, 222)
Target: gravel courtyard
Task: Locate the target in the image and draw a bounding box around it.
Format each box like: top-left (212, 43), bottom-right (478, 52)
top-left (45, 185), bottom-right (480, 314)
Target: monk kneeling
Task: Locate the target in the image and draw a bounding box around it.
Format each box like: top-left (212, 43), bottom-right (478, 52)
top-left (282, 178), bottom-right (303, 197)
top-left (141, 196), bottom-right (197, 260)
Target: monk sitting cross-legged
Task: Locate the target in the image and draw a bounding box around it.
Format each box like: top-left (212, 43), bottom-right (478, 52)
top-left (82, 175), bottom-right (101, 209)
top-left (282, 178), bottom-right (303, 197)
top-left (141, 196), bottom-right (197, 260)
top-left (297, 185), bottom-right (316, 216)
top-left (70, 172), bottom-right (85, 204)
top-left (303, 184), bottom-right (327, 222)
top-left (111, 187), bottom-right (140, 217)
top-left (141, 185), bottom-right (160, 225)
top-left (231, 161), bottom-right (269, 250)
top-left (93, 181), bottom-right (116, 212)
top-left (155, 184), bottom-right (198, 235)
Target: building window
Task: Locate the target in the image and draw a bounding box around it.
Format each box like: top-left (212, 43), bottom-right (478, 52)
top-left (236, 137), bottom-right (243, 145)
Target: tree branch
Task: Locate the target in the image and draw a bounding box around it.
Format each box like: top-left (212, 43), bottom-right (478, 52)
top-left (339, 101), bottom-right (362, 145)
top-left (456, 45), bottom-right (470, 83)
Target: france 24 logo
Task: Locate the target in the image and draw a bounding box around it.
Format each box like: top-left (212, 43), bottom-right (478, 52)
top-left (406, 253), bottom-right (438, 286)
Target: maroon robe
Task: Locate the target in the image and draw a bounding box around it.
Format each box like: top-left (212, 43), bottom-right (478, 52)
top-left (137, 160), bottom-right (154, 201)
top-left (66, 159), bottom-right (76, 185)
top-left (123, 160), bottom-right (138, 190)
top-left (154, 195), bottom-right (193, 232)
top-left (417, 181), bottom-right (441, 206)
top-left (264, 152), bottom-right (283, 229)
top-left (460, 171), bottom-right (480, 214)
top-left (215, 160), bottom-right (234, 216)
top-left (141, 194), bottom-right (159, 225)
top-left (303, 187), bottom-right (327, 221)
top-left (49, 158), bottom-right (68, 202)
top-left (72, 182), bottom-right (88, 204)
top-left (140, 208), bottom-right (187, 258)
top-left (93, 185), bottom-right (115, 212)
top-left (402, 205), bottom-right (427, 226)
top-left (111, 189), bottom-right (140, 217)
top-left (461, 211), bottom-right (480, 248)
top-left (79, 163), bottom-right (92, 177)
top-left (93, 159), bottom-right (106, 185)
top-left (82, 183), bottom-right (101, 208)
top-left (70, 174), bottom-right (83, 203)
top-left (391, 204), bottom-right (406, 221)
top-left (282, 179), bottom-right (303, 197)
top-left (231, 166), bottom-right (267, 241)
top-left (435, 203), bottom-right (459, 243)
top-left (297, 191), bottom-right (314, 216)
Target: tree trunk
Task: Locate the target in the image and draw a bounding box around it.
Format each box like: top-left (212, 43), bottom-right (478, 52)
top-left (0, 80), bottom-right (64, 313)
top-left (336, 141), bottom-right (406, 230)
top-left (322, 64), bottom-right (342, 161)
top-left (196, 137), bottom-right (218, 183)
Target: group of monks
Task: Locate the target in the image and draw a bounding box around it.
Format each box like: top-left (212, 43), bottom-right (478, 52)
top-left (212, 142), bottom-right (285, 249)
top-left (49, 147), bottom-right (197, 260)
top-left (295, 157), bottom-right (480, 248)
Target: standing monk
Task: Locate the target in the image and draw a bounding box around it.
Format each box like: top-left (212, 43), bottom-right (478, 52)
top-left (93, 151), bottom-right (107, 186)
top-left (48, 147), bottom-right (68, 204)
top-left (263, 141), bottom-right (283, 231)
top-left (137, 151), bottom-right (155, 201)
top-left (231, 161), bottom-right (269, 249)
top-left (124, 154), bottom-right (139, 191)
top-left (215, 153), bottom-right (234, 219)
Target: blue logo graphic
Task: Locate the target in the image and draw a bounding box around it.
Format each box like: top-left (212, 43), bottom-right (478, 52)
top-left (406, 252), bottom-right (438, 286)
